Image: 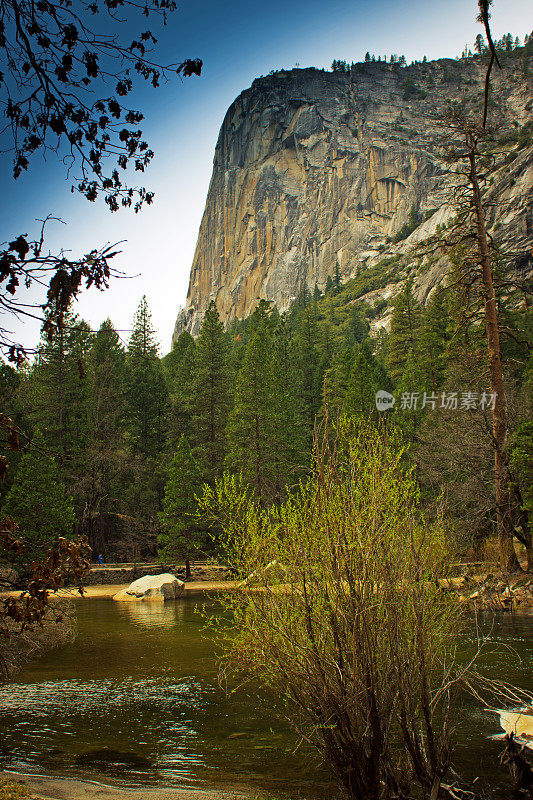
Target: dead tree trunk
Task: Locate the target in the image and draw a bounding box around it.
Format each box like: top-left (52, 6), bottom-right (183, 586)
top-left (467, 134), bottom-right (520, 572)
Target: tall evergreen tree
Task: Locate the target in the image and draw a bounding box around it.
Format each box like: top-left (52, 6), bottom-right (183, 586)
top-left (394, 348), bottom-right (427, 437)
top-left (324, 347), bottom-right (355, 415)
top-left (270, 319), bottom-right (306, 497)
top-left (296, 301), bottom-right (323, 440)
top-left (3, 435), bottom-right (75, 553)
top-left (158, 435), bottom-right (205, 577)
top-left (128, 295), bottom-right (159, 356)
top-left (226, 326), bottom-right (275, 502)
top-left (334, 263), bottom-right (342, 294)
top-left (83, 320), bottom-right (127, 538)
top-left (345, 342), bottom-right (378, 417)
top-left (164, 331), bottom-right (196, 448)
top-left (30, 308), bottom-right (93, 463)
top-left (125, 297), bottom-right (168, 458)
top-left (25, 309), bottom-right (93, 519)
top-left (0, 364), bottom-right (24, 504)
top-left (347, 306), bottom-right (370, 345)
top-left (191, 302), bottom-right (230, 482)
top-left (386, 278), bottom-right (421, 383)
top-left (419, 288), bottom-right (450, 392)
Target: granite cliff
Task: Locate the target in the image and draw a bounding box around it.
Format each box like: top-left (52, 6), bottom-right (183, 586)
top-left (174, 54), bottom-right (533, 338)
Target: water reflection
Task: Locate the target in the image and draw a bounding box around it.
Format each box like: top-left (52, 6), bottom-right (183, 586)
top-left (0, 597), bottom-right (324, 795)
top-left (0, 600), bottom-right (531, 797)
top-left (116, 601), bottom-right (185, 629)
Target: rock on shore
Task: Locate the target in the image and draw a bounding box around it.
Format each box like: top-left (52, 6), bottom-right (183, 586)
top-left (113, 574), bottom-right (185, 602)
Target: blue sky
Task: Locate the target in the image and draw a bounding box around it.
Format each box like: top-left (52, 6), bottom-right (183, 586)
top-left (1, 0), bottom-right (531, 353)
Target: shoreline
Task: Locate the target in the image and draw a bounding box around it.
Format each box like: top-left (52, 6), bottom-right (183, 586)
top-left (0, 581), bottom-right (239, 601)
top-left (3, 576), bottom-right (533, 611)
top-left (76, 581), bottom-right (239, 599)
top-left (2, 771), bottom-right (250, 800)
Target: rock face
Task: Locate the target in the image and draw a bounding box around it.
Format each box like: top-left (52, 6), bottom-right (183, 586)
top-left (113, 573), bottom-right (185, 602)
top-left (174, 56), bottom-right (533, 338)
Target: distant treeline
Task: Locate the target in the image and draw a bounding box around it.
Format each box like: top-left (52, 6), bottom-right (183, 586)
top-left (1, 265), bottom-right (531, 565)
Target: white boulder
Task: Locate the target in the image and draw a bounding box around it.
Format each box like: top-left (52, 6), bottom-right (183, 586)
top-left (113, 573), bottom-right (185, 602)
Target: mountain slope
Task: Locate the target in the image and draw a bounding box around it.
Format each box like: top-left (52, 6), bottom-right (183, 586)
top-left (174, 51), bottom-right (533, 339)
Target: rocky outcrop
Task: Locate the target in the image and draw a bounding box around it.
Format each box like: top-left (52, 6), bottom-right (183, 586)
top-left (113, 573), bottom-right (185, 602)
top-left (445, 572), bottom-right (533, 612)
top-left (174, 55), bottom-right (533, 338)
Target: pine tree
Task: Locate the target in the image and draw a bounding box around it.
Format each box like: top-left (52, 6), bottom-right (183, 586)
top-left (124, 299), bottom-right (169, 554)
top-left (386, 278), bottom-right (421, 383)
top-left (226, 326), bottom-right (276, 502)
top-left (84, 320), bottom-right (127, 536)
top-left (0, 364), bottom-right (24, 505)
top-left (158, 436), bottom-right (205, 577)
top-left (270, 319), bottom-right (306, 498)
top-left (164, 331), bottom-right (196, 448)
top-left (345, 342), bottom-right (378, 417)
top-left (324, 347), bottom-right (355, 415)
top-left (30, 308), bottom-right (93, 463)
top-left (334, 263), bottom-right (342, 294)
top-left (347, 305), bottom-right (369, 345)
top-left (128, 295), bottom-right (159, 356)
top-left (191, 302), bottom-right (230, 482)
top-left (296, 301), bottom-right (323, 440)
top-left (125, 298), bottom-right (168, 458)
top-left (25, 308), bottom-right (93, 521)
top-left (3, 436), bottom-right (75, 553)
top-left (474, 34), bottom-right (486, 54)
top-left (419, 287), bottom-right (450, 392)
top-left (394, 348), bottom-right (427, 436)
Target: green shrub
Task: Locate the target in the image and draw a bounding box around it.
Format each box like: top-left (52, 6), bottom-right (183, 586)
top-left (203, 420), bottom-right (466, 800)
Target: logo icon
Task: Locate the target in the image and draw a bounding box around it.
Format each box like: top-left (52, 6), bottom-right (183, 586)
top-left (375, 390), bottom-right (395, 412)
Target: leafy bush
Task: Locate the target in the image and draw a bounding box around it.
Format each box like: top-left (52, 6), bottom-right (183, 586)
top-left (204, 420), bottom-right (468, 800)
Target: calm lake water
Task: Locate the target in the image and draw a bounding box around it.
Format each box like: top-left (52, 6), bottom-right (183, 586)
top-left (0, 597), bottom-right (532, 798)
